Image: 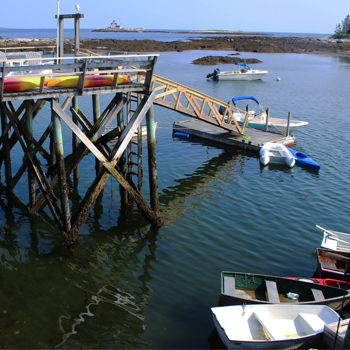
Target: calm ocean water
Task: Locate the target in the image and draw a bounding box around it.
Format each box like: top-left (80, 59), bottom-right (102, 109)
top-left (0, 30), bottom-right (349, 348)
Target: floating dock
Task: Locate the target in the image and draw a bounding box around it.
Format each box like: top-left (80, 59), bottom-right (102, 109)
top-left (173, 120), bottom-right (295, 151)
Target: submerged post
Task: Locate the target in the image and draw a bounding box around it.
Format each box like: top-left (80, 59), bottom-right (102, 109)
top-left (0, 103), bottom-right (13, 194)
top-left (286, 112), bottom-right (291, 136)
top-left (51, 99), bottom-right (71, 233)
top-left (116, 93), bottom-right (127, 204)
top-left (146, 104), bottom-right (159, 213)
top-left (92, 94), bottom-right (101, 174)
top-left (72, 96), bottom-right (79, 183)
top-left (25, 100), bottom-right (36, 207)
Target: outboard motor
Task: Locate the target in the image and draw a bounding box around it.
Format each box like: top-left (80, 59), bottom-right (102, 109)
top-left (206, 69), bottom-right (220, 80)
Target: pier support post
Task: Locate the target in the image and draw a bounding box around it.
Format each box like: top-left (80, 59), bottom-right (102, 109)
top-left (72, 96), bottom-right (79, 183)
top-left (116, 93), bottom-right (127, 204)
top-left (92, 94), bottom-right (102, 174)
top-left (265, 108), bottom-right (270, 132)
top-left (286, 112), bottom-right (291, 136)
top-left (25, 100), bottom-right (36, 207)
top-left (0, 103), bottom-right (13, 194)
top-left (51, 99), bottom-right (71, 233)
top-left (146, 104), bottom-right (159, 213)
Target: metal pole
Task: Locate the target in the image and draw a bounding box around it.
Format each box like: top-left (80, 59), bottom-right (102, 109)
top-left (286, 112), bottom-right (291, 136)
top-left (56, 0), bottom-right (59, 58)
top-left (265, 108), bottom-right (270, 132)
top-left (74, 14), bottom-right (80, 58)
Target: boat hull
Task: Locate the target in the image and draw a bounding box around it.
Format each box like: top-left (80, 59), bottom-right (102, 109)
top-left (285, 147), bottom-right (320, 170)
top-left (259, 143), bottom-right (295, 167)
top-left (218, 71), bottom-right (268, 81)
top-left (221, 271), bottom-right (350, 311)
top-left (317, 248), bottom-right (350, 281)
top-left (212, 304), bottom-right (339, 350)
top-left (236, 119), bottom-right (309, 134)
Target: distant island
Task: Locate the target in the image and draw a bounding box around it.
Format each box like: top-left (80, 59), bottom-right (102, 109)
top-left (92, 25), bottom-right (266, 36)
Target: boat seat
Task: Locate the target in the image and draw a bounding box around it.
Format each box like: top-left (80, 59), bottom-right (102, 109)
top-left (223, 276), bottom-right (235, 296)
top-left (253, 311), bottom-right (287, 340)
top-left (265, 280), bottom-right (280, 303)
top-left (311, 288), bottom-right (325, 301)
top-left (298, 313), bottom-right (327, 334)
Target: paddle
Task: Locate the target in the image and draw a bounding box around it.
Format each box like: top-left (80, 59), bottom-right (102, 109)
top-left (316, 225), bottom-right (350, 245)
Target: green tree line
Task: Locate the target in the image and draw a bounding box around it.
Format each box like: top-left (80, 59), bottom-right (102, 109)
top-left (333, 15), bottom-right (350, 38)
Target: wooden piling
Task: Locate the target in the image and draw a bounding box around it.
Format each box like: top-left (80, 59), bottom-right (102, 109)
top-left (265, 108), bottom-right (270, 132)
top-left (0, 103), bottom-right (13, 194)
top-left (146, 104), bottom-right (159, 213)
top-left (51, 99), bottom-right (71, 233)
top-left (72, 96), bottom-right (79, 182)
top-left (25, 100), bottom-right (36, 207)
top-left (92, 94), bottom-right (102, 174)
top-left (116, 93), bottom-right (127, 204)
top-left (286, 112), bottom-right (291, 136)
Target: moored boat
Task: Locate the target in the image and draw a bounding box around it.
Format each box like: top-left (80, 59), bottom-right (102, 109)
top-left (285, 146), bottom-right (320, 171)
top-left (221, 271), bottom-right (350, 310)
top-left (317, 248), bottom-right (350, 281)
top-left (220, 96), bottom-right (308, 134)
top-left (259, 142), bottom-right (295, 167)
top-left (206, 63), bottom-right (268, 81)
top-left (211, 303), bottom-right (340, 349)
top-left (318, 225), bottom-right (350, 253)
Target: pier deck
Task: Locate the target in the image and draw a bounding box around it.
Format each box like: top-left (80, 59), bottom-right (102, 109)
top-left (173, 120), bottom-right (295, 151)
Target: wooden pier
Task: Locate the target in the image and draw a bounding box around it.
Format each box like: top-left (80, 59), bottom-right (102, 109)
top-left (0, 49), bottom-right (293, 245)
top-left (173, 120), bottom-right (295, 151)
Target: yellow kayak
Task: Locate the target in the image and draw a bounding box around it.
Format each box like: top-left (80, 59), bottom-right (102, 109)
top-left (47, 74), bottom-right (131, 88)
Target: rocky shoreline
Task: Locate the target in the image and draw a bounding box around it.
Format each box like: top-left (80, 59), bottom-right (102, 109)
top-left (1, 35), bottom-right (350, 56)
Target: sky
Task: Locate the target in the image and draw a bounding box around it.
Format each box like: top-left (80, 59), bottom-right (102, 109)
top-left (0, 0), bottom-right (349, 34)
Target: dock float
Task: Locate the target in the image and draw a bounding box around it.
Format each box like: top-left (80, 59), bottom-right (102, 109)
top-left (173, 120), bottom-right (295, 151)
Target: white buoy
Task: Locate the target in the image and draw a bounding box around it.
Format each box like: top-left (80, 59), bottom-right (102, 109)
top-left (277, 77), bottom-right (281, 81)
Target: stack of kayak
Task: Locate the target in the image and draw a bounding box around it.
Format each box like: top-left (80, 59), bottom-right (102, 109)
top-left (3, 74), bottom-right (132, 93)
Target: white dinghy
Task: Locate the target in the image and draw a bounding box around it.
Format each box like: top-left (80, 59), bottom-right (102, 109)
top-left (259, 142), bottom-right (295, 167)
top-left (211, 304), bottom-right (340, 349)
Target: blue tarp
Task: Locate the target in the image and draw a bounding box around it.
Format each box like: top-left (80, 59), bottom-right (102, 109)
top-left (235, 63), bottom-right (248, 66)
top-left (232, 96), bottom-right (260, 106)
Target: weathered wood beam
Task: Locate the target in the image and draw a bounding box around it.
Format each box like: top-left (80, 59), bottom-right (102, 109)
top-left (0, 103), bottom-right (13, 193)
top-left (29, 95), bottom-right (119, 214)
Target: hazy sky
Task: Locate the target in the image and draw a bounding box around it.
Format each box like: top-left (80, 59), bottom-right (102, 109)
top-left (1, 0), bottom-right (349, 34)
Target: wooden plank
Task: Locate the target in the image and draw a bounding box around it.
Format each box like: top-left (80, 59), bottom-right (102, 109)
top-left (265, 280), bottom-right (280, 303)
top-left (112, 72), bottom-right (119, 87)
top-left (311, 288), bottom-right (325, 301)
top-left (223, 276), bottom-right (235, 296)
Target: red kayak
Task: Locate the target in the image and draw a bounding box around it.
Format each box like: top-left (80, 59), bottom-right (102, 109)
top-left (286, 277), bottom-right (350, 289)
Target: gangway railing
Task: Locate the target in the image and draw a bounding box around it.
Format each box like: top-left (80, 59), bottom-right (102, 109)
top-left (148, 74), bottom-right (244, 134)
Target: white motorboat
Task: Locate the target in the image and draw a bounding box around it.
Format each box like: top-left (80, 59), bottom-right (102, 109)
top-left (206, 63), bottom-right (268, 81)
top-left (223, 96), bottom-right (308, 134)
top-left (104, 122), bottom-right (158, 141)
top-left (318, 225), bottom-right (350, 253)
top-left (211, 304), bottom-right (340, 349)
top-left (259, 142), bottom-right (295, 167)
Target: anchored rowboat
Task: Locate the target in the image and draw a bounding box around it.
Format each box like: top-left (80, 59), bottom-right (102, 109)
top-left (212, 304), bottom-right (340, 349)
top-left (221, 271), bottom-right (350, 310)
top-left (317, 248), bottom-right (350, 281)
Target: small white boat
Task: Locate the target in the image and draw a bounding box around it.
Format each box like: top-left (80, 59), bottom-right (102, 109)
top-left (318, 225), bottom-right (350, 253)
top-left (226, 97), bottom-right (308, 134)
top-left (259, 142), bottom-right (295, 167)
top-left (207, 63), bottom-right (268, 81)
top-left (211, 304), bottom-right (340, 349)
